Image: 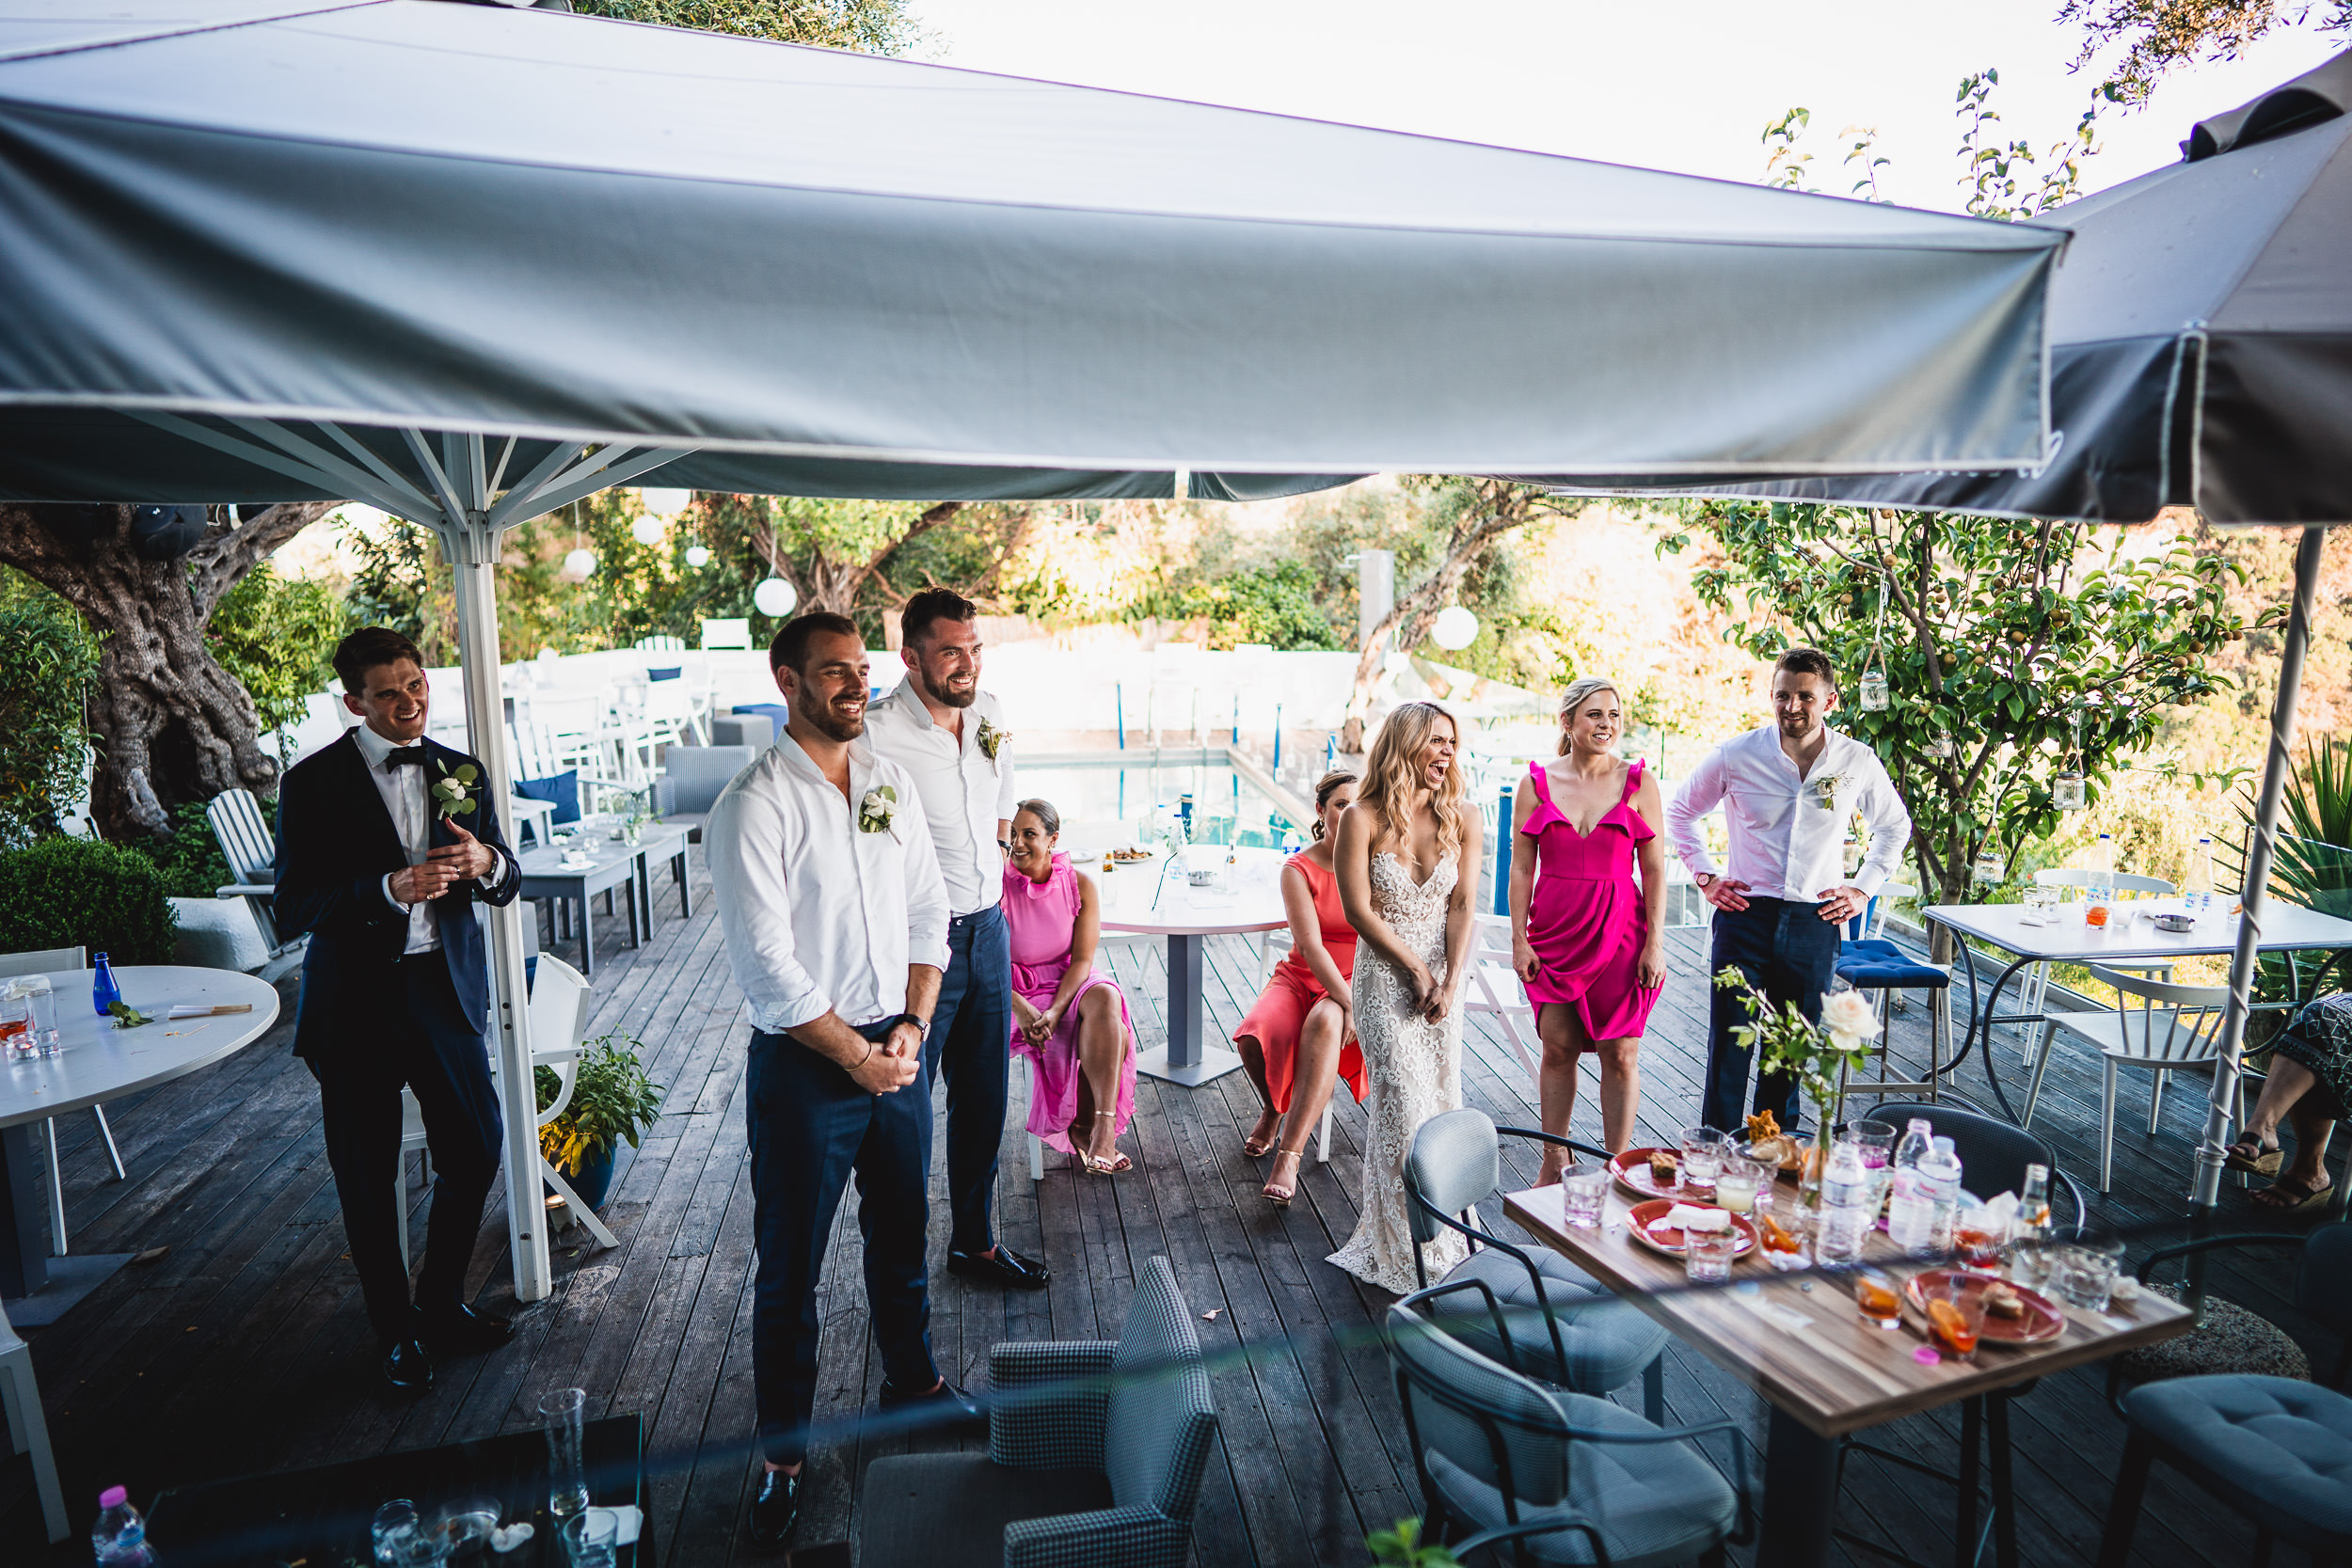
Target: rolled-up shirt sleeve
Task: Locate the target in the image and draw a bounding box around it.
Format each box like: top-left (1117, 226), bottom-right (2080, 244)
top-left (1666, 745), bottom-right (1728, 882)
top-left (705, 782), bottom-right (832, 1031)
top-left (994, 747), bottom-right (1019, 826)
top-left (896, 785), bottom-right (952, 974)
top-left (1849, 752), bottom-right (1914, 897)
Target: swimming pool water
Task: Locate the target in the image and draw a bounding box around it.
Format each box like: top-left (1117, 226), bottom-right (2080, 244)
top-left (1014, 761), bottom-right (1303, 850)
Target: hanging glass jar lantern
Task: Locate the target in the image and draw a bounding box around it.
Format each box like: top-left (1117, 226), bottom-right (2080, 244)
top-left (1858, 668), bottom-right (1889, 711)
top-left (2054, 769), bottom-right (2087, 811)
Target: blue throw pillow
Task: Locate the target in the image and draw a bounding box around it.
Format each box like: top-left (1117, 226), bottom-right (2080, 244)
top-left (646, 665), bottom-right (683, 682)
top-left (515, 769), bottom-right (581, 825)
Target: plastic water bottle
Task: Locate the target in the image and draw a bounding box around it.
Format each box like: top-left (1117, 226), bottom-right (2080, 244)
top-left (2183, 837), bottom-right (2216, 911)
top-left (2085, 833), bottom-right (2117, 927)
top-left (1817, 1141), bottom-right (1871, 1264)
top-left (92, 1485), bottom-right (156, 1567)
top-left (91, 952), bottom-right (121, 1019)
top-left (1921, 1136), bottom-right (1965, 1256)
top-left (1886, 1119), bottom-right (1939, 1254)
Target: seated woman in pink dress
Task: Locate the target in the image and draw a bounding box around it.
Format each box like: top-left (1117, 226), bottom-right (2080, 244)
top-left (1004, 798), bottom-right (1137, 1175)
top-left (1508, 677), bottom-right (1668, 1179)
top-left (1233, 770), bottom-right (1365, 1206)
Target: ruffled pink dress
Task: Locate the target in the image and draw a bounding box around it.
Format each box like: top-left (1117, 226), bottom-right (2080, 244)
top-left (1520, 758), bottom-right (1660, 1042)
top-left (1004, 854), bottom-right (1138, 1152)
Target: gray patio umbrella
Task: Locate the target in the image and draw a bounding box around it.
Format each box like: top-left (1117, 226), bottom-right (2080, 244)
top-left (1574, 49), bottom-right (2352, 1224)
top-left (0, 0), bottom-right (2068, 1298)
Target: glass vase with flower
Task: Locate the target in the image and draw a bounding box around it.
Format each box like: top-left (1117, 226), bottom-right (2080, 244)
top-left (1711, 969), bottom-right (1882, 1224)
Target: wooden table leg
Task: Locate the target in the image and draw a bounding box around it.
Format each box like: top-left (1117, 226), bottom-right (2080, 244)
top-left (1758, 1407), bottom-right (1839, 1568)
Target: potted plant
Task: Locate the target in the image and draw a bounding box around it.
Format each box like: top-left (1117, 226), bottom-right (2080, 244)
top-left (536, 1033), bottom-right (665, 1212)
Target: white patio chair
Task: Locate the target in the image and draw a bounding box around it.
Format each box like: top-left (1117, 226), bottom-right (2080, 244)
top-left (2024, 963), bottom-right (2229, 1194)
top-left (634, 634), bottom-right (687, 652)
top-left (0, 1292), bottom-right (68, 1543)
top-left (0, 946), bottom-right (123, 1255)
top-left (699, 617), bottom-right (753, 651)
top-left (2016, 870), bottom-right (2178, 1065)
top-left (1462, 911), bottom-right (1539, 1083)
top-left (508, 721), bottom-right (639, 817)
top-left (207, 787), bottom-right (295, 956)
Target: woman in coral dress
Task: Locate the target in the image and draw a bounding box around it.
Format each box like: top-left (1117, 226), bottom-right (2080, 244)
top-left (1508, 677), bottom-right (1668, 1180)
top-left (1233, 770), bottom-right (1364, 1206)
top-left (1004, 799), bottom-right (1137, 1175)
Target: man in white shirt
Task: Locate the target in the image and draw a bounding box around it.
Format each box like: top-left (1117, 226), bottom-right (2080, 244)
top-left (863, 589), bottom-right (1046, 1291)
top-left (703, 612), bottom-right (972, 1549)
top-left (1665, 647), bottom-right (1914, 1133)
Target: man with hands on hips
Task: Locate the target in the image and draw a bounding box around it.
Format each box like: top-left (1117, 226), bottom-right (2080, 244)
top-left (1665, 646), bottom-right (1913, 1134)
top-left (703, 611), bottom-right (977, 1550)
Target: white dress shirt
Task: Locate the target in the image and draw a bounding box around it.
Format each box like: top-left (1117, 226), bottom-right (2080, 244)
top-left (349, 723), bottom-right (514, 954)
top-left (704, 734), bottom-right (953, 1033)
top-left (1665, 723), bottom-right (1913, 902)
top-left (863, 684), bottom-right (1017, 917)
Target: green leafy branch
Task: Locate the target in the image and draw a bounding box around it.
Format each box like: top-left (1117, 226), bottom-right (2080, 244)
top-left (1712, 968), bottom-right (1871, 1131)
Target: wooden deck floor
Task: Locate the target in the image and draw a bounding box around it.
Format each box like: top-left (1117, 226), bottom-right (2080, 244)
top-left (0, 859), bottom-right (2315, 1567)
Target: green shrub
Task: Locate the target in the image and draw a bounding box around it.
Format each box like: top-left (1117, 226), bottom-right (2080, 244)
top-left (120, 800), bottom-right (239, 900)
top-left (0, 837), bottom-right (177, 964)
top-left (0, 575), bottom-right (100, 848)
top-left (1161, 562), bottom-right (1342, 651)
top-left (208, 564), bottom-right (343, 738)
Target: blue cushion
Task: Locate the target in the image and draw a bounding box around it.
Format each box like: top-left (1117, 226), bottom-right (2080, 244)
top-left (1432, 1246), bottom-right (1669, 1396)
top-left (730, 703), bottom-right (789, 742)
top-left (514, 769), bottom-right (580, 825)
top-left (2125, 1374), bottom-right (2352, 1546)
top-left (646, 665), bottom-right (682, 681)
top-left (1836, 938), bottom-right (1947, 990)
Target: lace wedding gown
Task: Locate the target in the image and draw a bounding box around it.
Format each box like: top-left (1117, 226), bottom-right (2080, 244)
top-left (1327, 850), bottom-right (1469, 1293)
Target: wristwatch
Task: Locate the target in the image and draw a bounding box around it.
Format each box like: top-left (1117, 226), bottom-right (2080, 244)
top-left (891, 1012), bottom-right (931, 1042)
top-left (1695, 872), bottom-right (1718, 889)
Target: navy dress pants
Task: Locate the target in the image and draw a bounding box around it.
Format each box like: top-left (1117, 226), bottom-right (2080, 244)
top-left (925, 905), bottom-right (1011, 1257)
top-left (309, 954), bottom-right (503, 1344)
top-left (748, 1022), bottom-right (938, 1467)
top-left (1701, 896), bottom-right (1841, 1134)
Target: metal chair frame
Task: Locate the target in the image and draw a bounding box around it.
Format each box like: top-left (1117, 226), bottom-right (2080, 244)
top-left (2026, 964), bottom-right (2231, 1193)
top-left (0, 1293), bottom-right (67, 1542)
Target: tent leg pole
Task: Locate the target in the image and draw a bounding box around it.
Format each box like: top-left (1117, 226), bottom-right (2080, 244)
top-left (441, 463), bottom-right (554, 1307)
top-left (2190, 525), bottom-right (2326, 1301)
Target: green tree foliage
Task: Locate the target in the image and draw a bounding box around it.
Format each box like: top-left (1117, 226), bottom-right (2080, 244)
top-left (0, 837), bottom-right (177, 963)
top-left (573, 0), bottom-right (915, 53)
top-left (2060, 0), bottom-right (2350, 106)
top-left (120, 800), bottom-right (236, 901)
top-left (207, 564), bottom-right (343, 736)
top-left (1664, 503), bottom-right (2258, 906)
top-left (0, 571), bottom-right (99, 847)
top-left (1953, 70), bottom-right (2109, 220)
top-left (1155, 561), bottom-right (1340, 650)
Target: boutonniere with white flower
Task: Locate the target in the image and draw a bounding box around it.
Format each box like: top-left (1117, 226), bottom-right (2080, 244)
top-left (857, 784), bottom-right (900, 838)
top-left (432, 758), bottom-right (483, 822)
top-left (977, 716), bottom-right (1010, 764)
top-left (1804, 771), bottom-right (1846, 812)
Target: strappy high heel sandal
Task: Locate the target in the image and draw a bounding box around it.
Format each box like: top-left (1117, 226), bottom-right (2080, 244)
top-left (1263, 1148), bottom-right (1305, 1208)
top-left (1084, 1112), bottom-right (1133, 1175)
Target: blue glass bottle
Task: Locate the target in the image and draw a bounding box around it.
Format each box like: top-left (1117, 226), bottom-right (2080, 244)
top-left (91, 951), bottom-right (121, 1018)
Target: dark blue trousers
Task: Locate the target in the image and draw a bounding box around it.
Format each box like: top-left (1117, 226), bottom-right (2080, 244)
top-left (309, 954), bottom-right (503, 1344)
top-left (925, 905), bottom-right (1011, 1257)
top-left (1702, 897), bottom-right (1841, 1134)
top-left (747, 1022), bottom-right (937, 1466)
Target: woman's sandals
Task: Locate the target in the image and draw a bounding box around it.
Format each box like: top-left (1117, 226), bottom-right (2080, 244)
top-left (2250, 1173), bottom-right (2334, 1212)
top-left (1263, 1149), bottom-right (1305, 1208)
top-left (1084, 1112), bottom-right (1132, 1176)
top-left (2226, 1138), bottom-right (2285, 1178)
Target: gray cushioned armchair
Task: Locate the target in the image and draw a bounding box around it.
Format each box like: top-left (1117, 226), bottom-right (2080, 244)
top-left (863, 1255), bottom-right (1217, 1568)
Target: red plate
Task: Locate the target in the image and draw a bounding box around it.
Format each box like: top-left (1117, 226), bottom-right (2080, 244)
top-left (1627, 1198), bottom-right (1756, 1259)
top-left (1902, 1269), bottom-right (2065, 1345)
top-left (1610, 1148), bottom-right (1689, 1201)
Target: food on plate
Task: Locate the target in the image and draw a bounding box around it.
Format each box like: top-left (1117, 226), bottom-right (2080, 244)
top-left (1982, 1283), bottom-right (2026, 1320)
top-left (1659, 1203), bottom-right (1732, 1234)
top-left (1742, 1110), bottom-right (1802, 1171)
top-left (1104, 847), bottom-right (1153, 863)
top-left (1647, 1148), bottom-right (1681, 1183)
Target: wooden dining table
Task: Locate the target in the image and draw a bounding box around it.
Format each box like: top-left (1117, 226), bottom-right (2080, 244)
top-left (1503, 1181), bottom-right (2194, 1568)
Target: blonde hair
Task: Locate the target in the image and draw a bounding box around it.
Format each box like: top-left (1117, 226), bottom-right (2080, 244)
top-left (1309, 768), bottom-right (1359, 840)
top-left (1359, 702), bottom-right (1467, 863)
top-left (1555, 676), bottom-right (1624, 757)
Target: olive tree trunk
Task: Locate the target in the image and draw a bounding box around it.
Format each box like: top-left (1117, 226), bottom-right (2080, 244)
top-left (0, 501), bottom-right (337, 839)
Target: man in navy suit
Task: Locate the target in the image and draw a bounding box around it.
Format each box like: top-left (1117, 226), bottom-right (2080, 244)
top-left (275, 627), bottom-right (523, 1393)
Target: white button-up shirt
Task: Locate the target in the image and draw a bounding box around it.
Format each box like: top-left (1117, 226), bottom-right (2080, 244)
top-left (1665, 723), bottom-right (1913, 902)
top-left (352, 722), bottom-right (522, 955)
top-left (863, 685), bottom-right (1017, 917)
top-left (704, 734), bottom-right (952, 1033)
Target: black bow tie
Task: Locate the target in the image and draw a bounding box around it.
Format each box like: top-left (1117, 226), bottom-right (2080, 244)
top-left (383, 748), bottom-right (429, 770)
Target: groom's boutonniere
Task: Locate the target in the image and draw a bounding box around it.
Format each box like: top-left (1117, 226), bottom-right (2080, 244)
top-left (977, 716), bottom-right (1010, 764)
top-left (857, 784), bottom-right (900, 838)
top-left (432, 758), bottom-right (483, 822)
top-left (1804, 771), bottom-right (1845, 812)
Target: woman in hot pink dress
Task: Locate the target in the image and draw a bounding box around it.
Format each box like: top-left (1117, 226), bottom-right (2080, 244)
top-left (1508, 677), bottom-right (1667, 1177)
top-left (1004, 799), bottom-right (1137, 1175)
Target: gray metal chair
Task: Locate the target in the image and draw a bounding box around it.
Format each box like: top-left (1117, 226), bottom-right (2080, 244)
top-left (207, 788), bottom-right (296, 957)
top-left (1386, 1293), bottom-right (1748, 1567)
top-left (1406, 1109), bottom-right (1671, 1420)
top-left (2026, 965), bottom-right (2231, 1193)
top-left (2098, 1225), bottom-right (2352, 1567)
top-left (0, 1292), bottom-right (68, 1543)
top-left (0, 945), bottom-right (124, 1254)
top-left (649, 742), bottom-right (755, 845)
top-left (1867, 1101), bottom-right (2089, 1236)
top-left (862, 1254), bottom-right (1217, 1568)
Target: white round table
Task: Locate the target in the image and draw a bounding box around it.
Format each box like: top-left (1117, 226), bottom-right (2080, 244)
top-left (1093, 846), bottom-right (1288, 1086)
top-left (1, 966), bottom-right (281, 1321)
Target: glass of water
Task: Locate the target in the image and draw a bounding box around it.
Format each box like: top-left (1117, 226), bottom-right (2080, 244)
top-left (1685, 1224), bottom-right (1739, 1286)
top-left (1561, 1166), bottom-right (1609, 1229)
top-left (563, 1511), bottom-right (619, 1568)
top-left (20, 975), bottom-right (57, 1056)
top-left (372, 1500), bottom-right (439, 1568)
top-left (0, 986), bottom-right (29, 1062)
top-left (2024, 885), bottom-right (2058, 920)
top-left (2051, 1237), bottom-right (2126, 1313)
top-left (540, 1387), bottom-right (590, 1524)
top-left (1677, 1126), bottom-right (1730, 1198)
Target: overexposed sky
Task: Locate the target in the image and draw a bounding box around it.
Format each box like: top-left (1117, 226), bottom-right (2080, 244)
top-left (908, 0), bottom-right (2341, 213)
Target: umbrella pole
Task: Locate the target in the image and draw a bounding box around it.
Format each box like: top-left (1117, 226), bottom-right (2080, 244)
top-left (440, 483), bottom-right (556, 1307)
top-left (2190, 525), bottom-right (2327, 1289)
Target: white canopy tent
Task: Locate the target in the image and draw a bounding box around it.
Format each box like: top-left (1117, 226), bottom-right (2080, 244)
top-left (0, 0), bottom-right (2068, 1299)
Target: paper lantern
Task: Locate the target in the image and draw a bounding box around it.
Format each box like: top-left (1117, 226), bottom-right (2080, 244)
top-left (1429, 606), bottom-right (1479, 651)
top-left (754, 577), bottom-right (798, 617)
top-left (628, 515), bottom-right (665, 546)
top-left (639, 487), bottom-right (694, 517)
top-left (684, 543), bottom-right (711, 568)
top-left (562, 547), bottom-right (596, 579)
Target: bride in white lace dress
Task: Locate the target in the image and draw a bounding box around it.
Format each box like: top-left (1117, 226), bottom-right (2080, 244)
top-left (1327, 701), bottom-right (1483, 1293)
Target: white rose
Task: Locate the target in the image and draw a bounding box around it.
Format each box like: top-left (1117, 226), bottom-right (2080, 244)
top-left (1820, 989), bottom-right (1881, 1049)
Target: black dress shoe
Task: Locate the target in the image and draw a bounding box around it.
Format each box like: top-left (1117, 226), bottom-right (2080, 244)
top-left (419, 1303), bottom-right (515, 1356)
top-left (382, 1338), bottom-right (434, 1394)
top-left (747, 1467), bottom-right (800, 1548)
top-left (877, 1376), bottom-right (985, 1431)
top-left (946, 1243), bottom-right (1050, 1290)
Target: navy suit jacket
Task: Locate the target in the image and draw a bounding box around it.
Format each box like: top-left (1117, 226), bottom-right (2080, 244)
top-left (274, 728), bottom-right (521, 1060)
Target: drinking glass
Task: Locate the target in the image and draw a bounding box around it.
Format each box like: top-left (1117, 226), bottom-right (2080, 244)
top-left (1757, 1207), bottom-right (1810, 1271)
top-left (2024, 885), bottom-right (2058, 921)
top-left (540, 1387), bottom-right (590, 1523)
top-left (1846, 1120), bottom-right (1898, 1221)
top-left (0, 987), bottom-right (29, 1063)
top-left (432, 1497), bottom-right (501, 1560)
top-left (1853, 1268), bottom-right (1903, 1332)
top-left (1560, 1166), bottom-right (1609, 1229)
top-left (373, 1500), bottom-right (441, 1568)
top-left (563, 1511), bottom-right (619, 1568)
top-left (20, 975), bottom-right (57, 1056)
top-left (1712, 1157), bottom-right (1761, 1216)
top-left (2051, 1237), bottom-right (2126, 1313)
top-left (1928, 1276), bottom-right (1989, 1361)
top-left (1685, 1224), bottom-right (1738, 1286)
top-left (2008, 1233), bottom-right (2054, 1291)
top-left (1677, 1126), bottom-right (1730, 1198)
